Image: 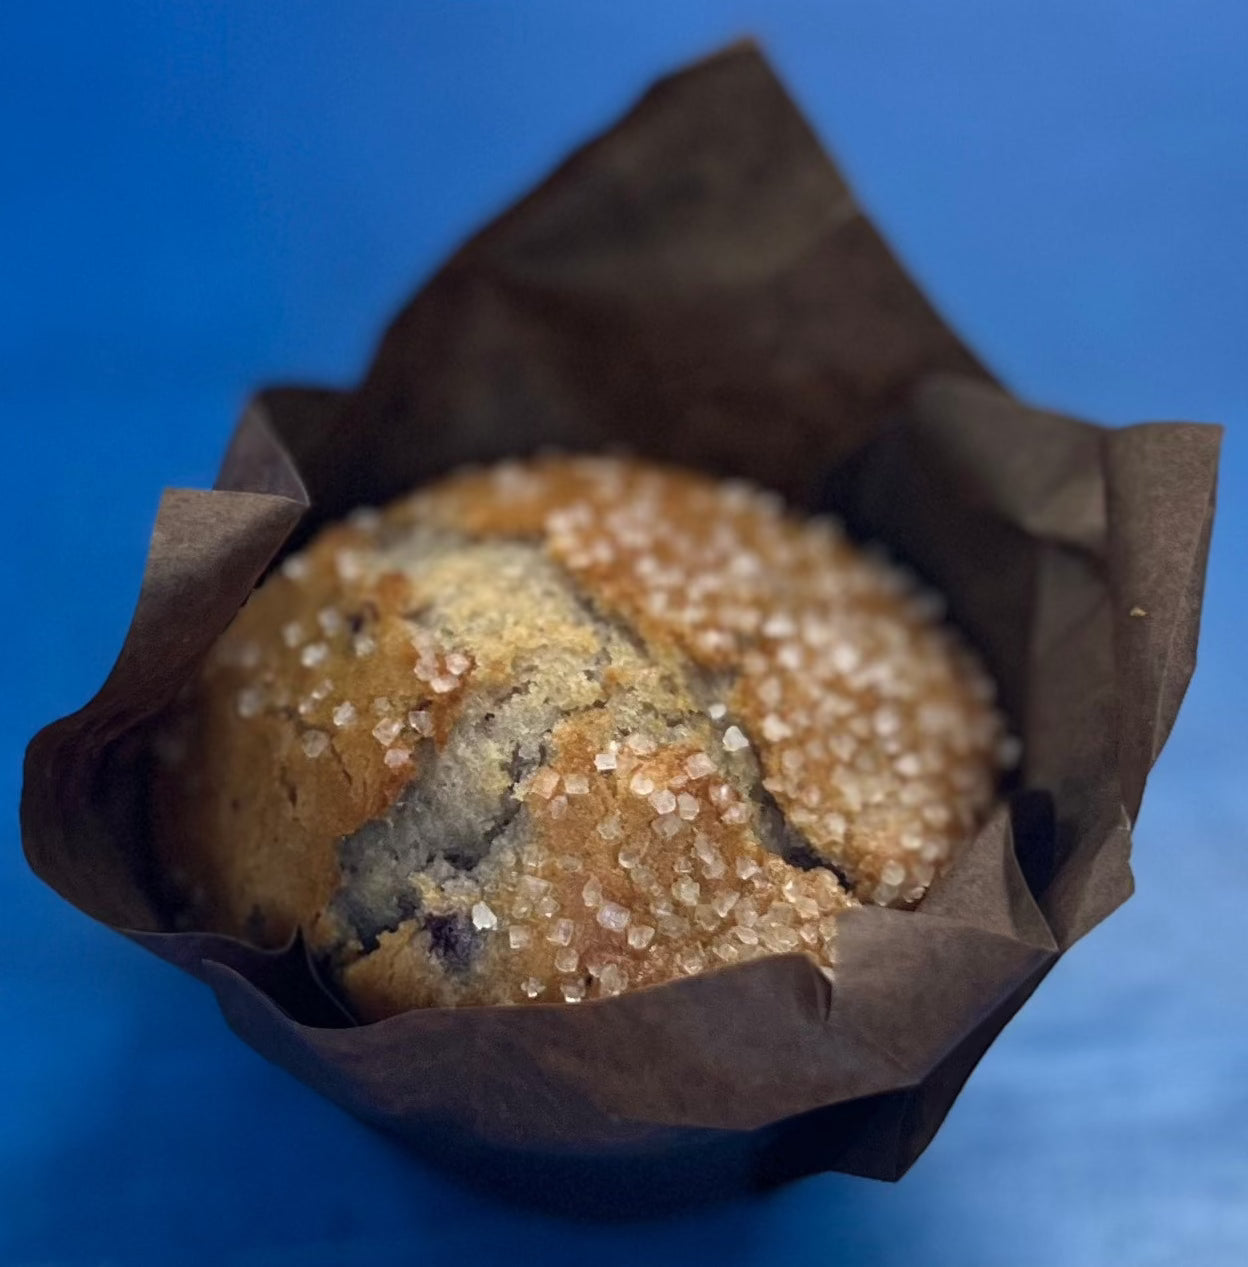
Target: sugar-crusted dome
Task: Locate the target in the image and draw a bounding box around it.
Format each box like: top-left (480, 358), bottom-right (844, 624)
top-left (152, 456), bottom-right (1012, 1017)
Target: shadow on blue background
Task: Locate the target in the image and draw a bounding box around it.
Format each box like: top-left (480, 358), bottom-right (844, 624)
top-left (3, 4), bottom-right (1246, 1264)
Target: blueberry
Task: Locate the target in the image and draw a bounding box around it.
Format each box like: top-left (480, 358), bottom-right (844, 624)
top-left (423, 913), bottom-right (479, 973)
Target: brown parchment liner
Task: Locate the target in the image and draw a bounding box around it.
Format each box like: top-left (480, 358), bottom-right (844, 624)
top-left (20, 44), bottom-right (1219, 1215)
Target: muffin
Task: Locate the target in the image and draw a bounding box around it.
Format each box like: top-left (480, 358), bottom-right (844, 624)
top-left (150, 456), bottom-right (1014, 1019)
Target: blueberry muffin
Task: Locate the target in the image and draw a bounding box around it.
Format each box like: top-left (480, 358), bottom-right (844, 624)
top-left (151, 456), bottom-right (1014, 1019)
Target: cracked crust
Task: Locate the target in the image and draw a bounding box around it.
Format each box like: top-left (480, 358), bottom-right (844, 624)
top-left (150, 456), bottom-right (1008, 1017)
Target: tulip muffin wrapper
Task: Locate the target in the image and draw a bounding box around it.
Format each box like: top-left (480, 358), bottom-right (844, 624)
top-left (21, 43), bottom-right (1218, 1214)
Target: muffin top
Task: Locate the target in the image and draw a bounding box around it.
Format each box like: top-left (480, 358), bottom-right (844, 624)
top-left (152, 456), bottom-right (1013, 1017)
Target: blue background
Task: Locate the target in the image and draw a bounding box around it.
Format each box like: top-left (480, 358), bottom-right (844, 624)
top-left (3, 3), bottom-right (1246, 1264)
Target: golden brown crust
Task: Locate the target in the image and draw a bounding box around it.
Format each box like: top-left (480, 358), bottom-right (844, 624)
top-left (151, 455), bottom-right (1013, 1016)
top-left (150, 517), bottom-right (476, 944)
top-left (411, 457), bottom-right (1010, 903)
top-left (341, 714), bottom-right (854, 1018)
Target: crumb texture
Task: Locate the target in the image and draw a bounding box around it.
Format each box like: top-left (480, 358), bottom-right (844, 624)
top-left (151, 456), bottom-right (1012, 1016)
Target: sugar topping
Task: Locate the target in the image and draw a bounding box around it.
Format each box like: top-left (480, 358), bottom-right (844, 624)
top-left (411, 455), bottom-right (1012, 906)
top-left (185, 454), bottom-right (1013, 1013)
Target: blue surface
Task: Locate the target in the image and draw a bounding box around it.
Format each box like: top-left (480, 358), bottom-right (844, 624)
top-left (3, 4), bottom-right (1246, 1264)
